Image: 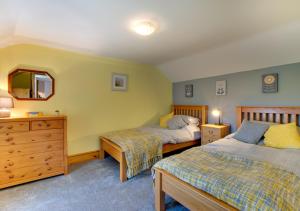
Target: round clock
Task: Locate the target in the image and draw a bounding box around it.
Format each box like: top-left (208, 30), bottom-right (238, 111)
top-left (264, 75), bottom-right (276, 85)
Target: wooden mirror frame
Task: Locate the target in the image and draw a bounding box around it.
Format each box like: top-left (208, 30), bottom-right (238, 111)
top-left (8, 69), bottom-right (55, 101)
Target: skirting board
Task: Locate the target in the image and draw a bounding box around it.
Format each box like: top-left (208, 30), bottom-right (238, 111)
top-left (68, 150), bottom-right (99, 165)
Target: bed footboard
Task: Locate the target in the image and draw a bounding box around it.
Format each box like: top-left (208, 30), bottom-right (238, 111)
top-left (154, 169), bottom-right (236, 211)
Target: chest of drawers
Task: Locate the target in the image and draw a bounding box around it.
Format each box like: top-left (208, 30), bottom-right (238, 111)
top-left (0, 116), bottom-right (67, 189)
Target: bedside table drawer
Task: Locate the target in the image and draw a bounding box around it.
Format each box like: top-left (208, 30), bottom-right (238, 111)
top-left (203, 128), bottom-right (221, 137)
top-left (202, 136), bottom-right (219, 145)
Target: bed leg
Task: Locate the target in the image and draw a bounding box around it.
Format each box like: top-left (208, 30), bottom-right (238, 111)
top-left (99, 149), bottom-right (104, 160)
top-left (155, 171), bottom-right (165, 211)
top-left (120, 152), bottom-right (127, 182)
top-left (99, 138), bottom-right (104, 160)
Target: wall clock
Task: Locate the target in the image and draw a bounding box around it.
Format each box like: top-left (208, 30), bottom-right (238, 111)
top-left (262, 73), bottom-right (278, 93)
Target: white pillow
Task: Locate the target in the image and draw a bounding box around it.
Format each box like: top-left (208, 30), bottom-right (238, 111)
top-left (167, 116), bottom-right (187, 130)
top-left (183, 116), bottom-right (199, 125)
top-left (174, 115), bottom-right (199, 125)
top-left (184, 124), bottom-right (201, 140)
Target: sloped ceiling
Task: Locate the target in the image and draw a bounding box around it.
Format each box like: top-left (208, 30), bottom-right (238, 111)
top-left (1, 0), bottom-right (300, 82)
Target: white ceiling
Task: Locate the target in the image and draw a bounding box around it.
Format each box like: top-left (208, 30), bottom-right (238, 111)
top-left (1, 0), bottom-right (300, 81)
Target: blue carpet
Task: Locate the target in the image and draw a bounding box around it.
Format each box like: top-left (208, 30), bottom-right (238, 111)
top-left (0, 158), bottom-right (188, 211)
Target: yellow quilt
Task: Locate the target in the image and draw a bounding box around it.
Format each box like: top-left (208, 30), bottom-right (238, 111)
top-left (154, 147), bottom-right (300, 210)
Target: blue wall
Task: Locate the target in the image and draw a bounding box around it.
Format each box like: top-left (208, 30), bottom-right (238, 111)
top-left (173, 62), bottom-right (300, 131)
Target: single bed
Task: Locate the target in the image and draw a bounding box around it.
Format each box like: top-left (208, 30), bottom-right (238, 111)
top-left (154, 106), bottom-right (300, 211)
top-left (99, 105), bottom-right (208, 182)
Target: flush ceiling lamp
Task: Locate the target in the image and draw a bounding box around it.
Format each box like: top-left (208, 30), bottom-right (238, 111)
top-left (132, 20), bottom-right (157, 36)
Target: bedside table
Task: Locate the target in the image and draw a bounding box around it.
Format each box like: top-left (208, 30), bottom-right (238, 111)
top-left (201, 124), bottom-right (230, 145)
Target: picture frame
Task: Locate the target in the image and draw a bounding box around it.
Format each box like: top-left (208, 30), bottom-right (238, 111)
top-left (216, 80), bottom-right (226, 96)
top-left (262, 73), bottom-right (278, 93)
top-left (185, 84), bottom-right (193, 97)
top-left (112, 73), bottom-right (128, 91)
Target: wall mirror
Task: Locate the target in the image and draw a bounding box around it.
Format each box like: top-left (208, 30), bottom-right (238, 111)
top-left (8, 69), bottom-right (55, 100)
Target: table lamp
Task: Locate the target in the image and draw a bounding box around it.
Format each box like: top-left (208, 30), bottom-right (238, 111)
top-left (0, 97), bottom-right (14, 118)
top-left (212, 109), bottom-right (222, 125)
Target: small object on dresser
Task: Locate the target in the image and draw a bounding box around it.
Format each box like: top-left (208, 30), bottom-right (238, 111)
top-left (55, 110), bottom-right (60, 115)
top-left (0, 96), bottom-right (14, 118)
top-left (201, 124), bottom-right (230, 145)
top-left (26, 112), bottom-right (43, 117)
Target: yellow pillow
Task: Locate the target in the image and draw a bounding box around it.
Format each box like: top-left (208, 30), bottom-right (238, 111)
top-left (264, 122), bottom-right (300, 149)
top-left (159, 112), bottom-right (174, 128)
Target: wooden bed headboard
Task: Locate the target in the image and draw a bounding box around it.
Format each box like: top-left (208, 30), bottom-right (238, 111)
top-left (172, 105), bottom-right (208, 126)
top-left (236, 106), bottom-right (300, 128)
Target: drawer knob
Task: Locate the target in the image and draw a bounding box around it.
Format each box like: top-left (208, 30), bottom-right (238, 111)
top-left (48, 167), bottom-right (52, 171)
top-left (8, 161), bottom-right (14, 166)
top-left (8, 149), bottom-right (14, 154)
top-left (46, 124), bottom-right (51, 127)
top-left (8, 175), bottom-right (14, 179)
top-left (208, 130), bottom-right (213, 135)
top-left (38, 173), bottom-right (43, 176)
top-left (7, 126), bottom-right (13, 130)
top-left (47, 145), bottom-right (52, 149)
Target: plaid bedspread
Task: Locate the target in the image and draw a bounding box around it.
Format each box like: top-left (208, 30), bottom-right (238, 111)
top-left (102, 129), bottom-right (163, 178)
top-left (153, 147), bottom-right (300, 210)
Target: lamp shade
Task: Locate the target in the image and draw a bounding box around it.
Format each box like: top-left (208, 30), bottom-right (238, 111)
top-left (212, 109), bottom-right (222, 125)
top-left (212, 109), bottom-right (221, 117)
top-left (0, 97), bottom-right (14, 109)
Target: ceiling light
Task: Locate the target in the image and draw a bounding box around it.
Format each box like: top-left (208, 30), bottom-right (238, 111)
top-left (132, 20), bottom-right (157, 36)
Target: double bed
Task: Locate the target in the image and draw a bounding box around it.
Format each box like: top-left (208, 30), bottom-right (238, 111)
top-left (153, 106), bottom-right (300, 211)
top-left (99, 105), bottom-right (208, 182)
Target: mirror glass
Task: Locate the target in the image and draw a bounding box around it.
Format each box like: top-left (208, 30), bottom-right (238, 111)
top-left (9, 69), bottom-right (54, 100)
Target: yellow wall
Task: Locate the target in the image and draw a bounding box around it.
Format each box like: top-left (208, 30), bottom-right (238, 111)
top-left (0, 44), bottom-right (172, 155)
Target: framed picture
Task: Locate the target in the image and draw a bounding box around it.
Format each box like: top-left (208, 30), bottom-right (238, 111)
top-left (185, 84), bottom-right (193, 97)
top-left (262, 73), bottom-right (278, 93)
top-left (216, 80), bottom-right (226, 96)
top-left (112, 73), bottom-right (128, 91)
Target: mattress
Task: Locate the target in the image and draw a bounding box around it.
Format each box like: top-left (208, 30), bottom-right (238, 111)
top-left (139, 125), bottom-right (200, 144)
top-left (204, 136), bottom-right (300, 177)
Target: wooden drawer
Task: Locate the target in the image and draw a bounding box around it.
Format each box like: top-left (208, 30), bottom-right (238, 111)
top-left (31, 120), bottom-right (63, 130)
top-left (0, 122), bottom-right (29, 134)
top-left (0, 129), bottom-right (64, 146)
top-left (0, 151), bottom-right (63, 171)
top-left (202, 127), bottom-right (220, 137)
top-left (0, 162), bottom-right (64, 186)
top-left (202, 136), bottom-right (219, 145)
top-left (0, 140), bottom-right (63, 158)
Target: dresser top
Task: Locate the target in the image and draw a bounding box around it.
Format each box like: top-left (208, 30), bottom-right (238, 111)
top-left (201, 124), bottom-right (230, 129)
top-left (0, 115), bottom-right (66, 122)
